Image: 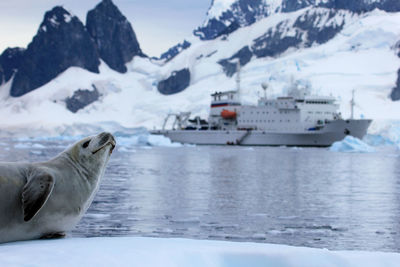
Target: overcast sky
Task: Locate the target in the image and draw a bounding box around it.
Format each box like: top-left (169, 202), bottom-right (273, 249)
top-left (0, 0), bottom-right (211, 57)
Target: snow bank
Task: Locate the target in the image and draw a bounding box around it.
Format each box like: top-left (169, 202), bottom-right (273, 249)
top-left (329, 136), bottom-right (375, 153)
top-left (0, 237), bottom-right (399, 267)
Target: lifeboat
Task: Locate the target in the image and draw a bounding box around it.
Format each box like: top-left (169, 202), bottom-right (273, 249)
top-left (221, 109), bottom-right (237, 119)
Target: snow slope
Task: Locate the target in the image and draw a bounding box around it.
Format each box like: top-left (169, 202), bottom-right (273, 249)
top-left (0, 9), bottom-right (399, 140)
top-left (0, 237), bottom-right (399, 267)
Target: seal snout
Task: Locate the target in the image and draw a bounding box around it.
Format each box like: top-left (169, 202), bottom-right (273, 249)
top-left (92, 132), bottom-right (116, 155)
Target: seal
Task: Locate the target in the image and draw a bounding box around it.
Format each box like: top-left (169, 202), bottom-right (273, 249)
top-left (0, 132), bottom-right (116, 243)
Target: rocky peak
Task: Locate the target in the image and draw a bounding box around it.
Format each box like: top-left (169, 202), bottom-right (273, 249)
top-left (10, 6), bottom-right (100, 97)
top-left (159, 40), bottom-right (191, 62)
top-left (40, 6), bottom-right (74, 31)
top-left (194, 0), bottom-right (268, 40)
top-left (0, 47), bottom-right (25, 83)
top-left (86, 0), bottom-right (145, 73)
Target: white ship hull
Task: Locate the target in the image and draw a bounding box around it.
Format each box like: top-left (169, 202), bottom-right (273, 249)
top-left (151, 119), bottom-right (372, 146)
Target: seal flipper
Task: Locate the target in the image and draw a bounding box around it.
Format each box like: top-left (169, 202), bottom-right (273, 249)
top-left (22, 173), bottom-right (54, 222)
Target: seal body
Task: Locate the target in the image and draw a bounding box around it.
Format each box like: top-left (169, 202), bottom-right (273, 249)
top-left (0, 132), bottom-right (115, 243)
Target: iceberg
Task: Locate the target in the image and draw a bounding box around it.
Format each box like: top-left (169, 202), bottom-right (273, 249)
top-left (0, 237), bottom-right (399, 267)
top-left (329, 136), bottom-right (375, 153)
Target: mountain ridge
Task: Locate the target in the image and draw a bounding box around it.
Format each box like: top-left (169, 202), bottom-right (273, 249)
top-left (0, 0), bottom-right (399, 133)
top-left (0, 0), bottom-right (143, 97)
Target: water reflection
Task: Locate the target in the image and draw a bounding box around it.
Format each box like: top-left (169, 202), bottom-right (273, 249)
top-left (0, 139), bottom-right (399, 252)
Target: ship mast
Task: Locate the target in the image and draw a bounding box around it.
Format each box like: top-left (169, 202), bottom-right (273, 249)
top-left (236, 60), bottom-right (241, 101)
top-left (261, 83), bottom-right (268, 99)
top-left (350, 89), bottom-right (355, 119)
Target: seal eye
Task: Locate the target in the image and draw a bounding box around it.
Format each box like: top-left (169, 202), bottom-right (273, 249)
top-left (82, 140), bottom-right (90, 148)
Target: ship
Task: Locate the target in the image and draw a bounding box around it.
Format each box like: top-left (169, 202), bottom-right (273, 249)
top-left (151, 70), bottom-right (371, 146)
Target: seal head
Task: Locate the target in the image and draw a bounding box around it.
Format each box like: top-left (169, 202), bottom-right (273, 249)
top-left (65, 132), bottom-right (116, 183)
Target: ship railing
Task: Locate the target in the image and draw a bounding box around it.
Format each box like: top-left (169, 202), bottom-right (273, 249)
top-left (236, 129), bottom-right (252, 145)
top-left (162, 112), bottom-right (191, 130)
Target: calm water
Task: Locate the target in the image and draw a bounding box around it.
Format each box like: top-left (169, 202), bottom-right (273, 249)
top-left (1, 139), bottom-right (400, 252)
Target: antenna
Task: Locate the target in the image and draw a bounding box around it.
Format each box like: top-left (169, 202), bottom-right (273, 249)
top-left (261, 82), bottom-right (268, 99)
top-left (350, 89), bottom-right (355, 120)
top-left (236, 60), bottom-right (241, 93)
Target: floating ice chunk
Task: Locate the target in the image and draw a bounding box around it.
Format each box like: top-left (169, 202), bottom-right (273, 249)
top-left (32, 143), bottom-right (46, 149)
top-left (14, 143), bottom-right (46, 149)
top-left (137, 134), bottom-right (182, 147)
top-left (117, 146), bottom-right (137, 153)
top-left (329, 136), bottom-right (375, 153)
top-left (14, 143), bottom-right (32, 149)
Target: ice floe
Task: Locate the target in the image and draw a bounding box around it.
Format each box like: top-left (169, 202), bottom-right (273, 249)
top-left (329, 136), bottom-right (375, 153)
top-left (0, 237), bottom-right (399, 267)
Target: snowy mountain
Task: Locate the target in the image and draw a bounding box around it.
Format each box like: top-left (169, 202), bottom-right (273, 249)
top-left (195, 0), bottom-right (400, 41)
top-left (0, 0), bottom-right (399, 142)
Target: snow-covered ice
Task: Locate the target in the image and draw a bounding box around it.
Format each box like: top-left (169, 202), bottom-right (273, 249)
top-left (0, 237), bottom-right (399, 267)
top-left (330, 136), bottom-right (375, 153)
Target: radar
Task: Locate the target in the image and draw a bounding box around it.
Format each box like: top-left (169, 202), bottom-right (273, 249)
top-left (261, 83), bottom-right (268, 90)
top-left (261, 83), bottom-right (268, 99)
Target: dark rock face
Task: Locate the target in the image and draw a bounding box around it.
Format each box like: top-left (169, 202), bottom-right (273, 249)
top-left (86, 0), bottom-right (144, 73)
top-left (390, 41), bottom-right (400, 101)
top-left (0, 47), bottom-right (25, 83)
top-left (390, 69), bottom-right (400, 101)
top-left (282, 0), bottom-right (313, 12)
top-left (194, 18), bottom-right (240, 41)
top-left (160, 40), bottom-right (191, 62)
top-left (157, 69), bottom-right (190, 95)
top-left (252, 8), bottom-right (345, 56)
top-left (322, 0), bottom-right (400, 13)
top-left (218, 46), bottom-right (252, 77)
top-left (379, 0), bottom-right (400, 12)
top-left (194, 0), bottom-right (266, 40)
top-left (0, 64), bottom-right (3, 85)
top-left (219, 8), bottom-right (345, 77)
top-left (10, 6), bottom-right (100, 97)
top-left (282, 0), bottom-right (400, 13)
top-left (65, 85), bottom-right (101, 113)
top-left (293, 9), bottom-right (344, 46)
top-left (252, 23), bottom-right (303, 58)
top-left (195, 0), bottom-right (400, 42)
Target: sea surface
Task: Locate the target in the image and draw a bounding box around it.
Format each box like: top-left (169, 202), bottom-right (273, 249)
top-left (1, 138), bottom-right (400, 252)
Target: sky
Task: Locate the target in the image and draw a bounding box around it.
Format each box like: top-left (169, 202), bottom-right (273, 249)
top-left (0, 0), bottom-right (212, 57)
